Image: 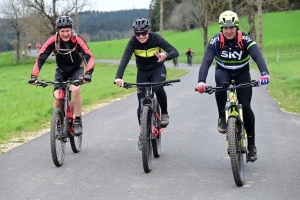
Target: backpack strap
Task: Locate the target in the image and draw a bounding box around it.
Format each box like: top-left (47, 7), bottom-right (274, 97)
top-left (54, 30), bottom-right (78, 56)
top-left (219, 32), bottom-right (225, 50)
top-left (237, 31), bottom-right (244, 50)
top-left (219, 31), bottom-right (244, 51)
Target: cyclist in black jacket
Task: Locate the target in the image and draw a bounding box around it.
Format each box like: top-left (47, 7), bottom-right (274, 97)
top-left (28, 16), bottom-right (95, 136)
top-left (196, 11), bottom-right (270, 162)
top-left (114, 18), bottom-right (179, 150)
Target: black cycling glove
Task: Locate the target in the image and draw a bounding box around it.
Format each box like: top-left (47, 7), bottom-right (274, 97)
top-left (83, 72), bottom-right (92, 82)
top-left (28, 75), bottom-right (37, 84)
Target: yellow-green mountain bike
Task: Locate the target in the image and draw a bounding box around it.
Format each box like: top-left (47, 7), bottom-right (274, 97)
top-left (204, 80), bottom-right (259, 187)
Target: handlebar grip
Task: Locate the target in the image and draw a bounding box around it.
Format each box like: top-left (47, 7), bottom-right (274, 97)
top-left (28, 78), bottom-right (37, 84)
top-left (166, 79), bottom-right (181, 83)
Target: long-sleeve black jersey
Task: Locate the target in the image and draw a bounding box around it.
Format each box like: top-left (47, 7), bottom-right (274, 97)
top-left (115, 32), bottom-right (179, 79)
top-left (31, 34), bottom-right (94, 77)
top-left (198, 31), bottom-right (268, 83)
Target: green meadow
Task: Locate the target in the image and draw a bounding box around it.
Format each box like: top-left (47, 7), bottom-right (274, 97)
top-left (0, 10), bottom-right (299, 148)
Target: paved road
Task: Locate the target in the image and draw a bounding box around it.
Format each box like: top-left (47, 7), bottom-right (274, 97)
top-left (1, 50), bottom-right (300, 199)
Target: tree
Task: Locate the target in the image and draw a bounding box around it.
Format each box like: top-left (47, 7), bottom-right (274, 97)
top-left (167, 0), bottom-right (226, 50)
top-left (0, 0), bottom-right (30, 64)
top-left (148, 0), bottom-right (182, 32)
top-left (23, 0), bottom-right (92, 36)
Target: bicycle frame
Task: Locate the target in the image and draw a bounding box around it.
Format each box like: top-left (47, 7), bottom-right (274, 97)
top-left (139, 84), bottom-right (161, 139)
top-left (38, 79), bottom-right (82, 139)
top-left (58, 82), bottom-right (74, 140)
top-left (224, 82), bottom-right (247, 151)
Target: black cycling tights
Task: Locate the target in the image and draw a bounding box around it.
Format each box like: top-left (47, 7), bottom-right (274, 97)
top-left (136, 66), bottom-right (167, 125)
top-left (215, 68), bottom-right (255, 145)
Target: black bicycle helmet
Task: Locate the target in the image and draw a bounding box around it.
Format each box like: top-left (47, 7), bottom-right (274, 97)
top-left (56, 16), bottom-right (74, 28)
top-left (132, 18), bottom-right (150, 31)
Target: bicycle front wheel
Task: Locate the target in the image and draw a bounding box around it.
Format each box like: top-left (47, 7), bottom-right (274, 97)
top-left (50, 108), bottom-right (66, 167)
top-left (141, 106), bottom-right (153, 173)
top-left (227, 117), bottom-right (245, 187)
top-left (152, 99), bottom-right (161, 158)
top-left (69, 103), bottom-right (82, 153)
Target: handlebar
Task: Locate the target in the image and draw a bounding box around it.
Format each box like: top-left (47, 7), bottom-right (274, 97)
top-left (36, 79), bottom-right (84, 88)
top-left (115, 79), bottom-right (181, 89)
top-left (195, 80), bottom-right (259, 94)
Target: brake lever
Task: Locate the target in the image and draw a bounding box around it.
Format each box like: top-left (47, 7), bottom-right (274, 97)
top-left (123, 82), bottom-right (132, 89)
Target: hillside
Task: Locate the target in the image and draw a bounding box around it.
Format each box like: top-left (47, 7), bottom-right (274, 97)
top-left (0, 9), bottom-right (149, 51)
top-left (78, 9), bottom-right (149, 41)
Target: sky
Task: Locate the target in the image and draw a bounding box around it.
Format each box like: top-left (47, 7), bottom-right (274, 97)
top-left (91, 0), bottom-right (152, 12)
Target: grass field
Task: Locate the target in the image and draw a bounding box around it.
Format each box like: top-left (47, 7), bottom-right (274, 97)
top-left (1, 10), bottom-right (299, 149)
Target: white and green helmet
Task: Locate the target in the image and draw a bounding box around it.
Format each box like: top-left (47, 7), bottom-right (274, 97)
top-left (218, 11), bottom-right (239, 28)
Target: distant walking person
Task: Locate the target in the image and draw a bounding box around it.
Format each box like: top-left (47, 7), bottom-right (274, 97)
top-left (28, 16), bottom-right (95, 136)
top-left (36, 42), bottom-right (41, 52)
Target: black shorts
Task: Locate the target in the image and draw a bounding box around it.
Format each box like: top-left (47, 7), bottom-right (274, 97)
top-left (53, 67), bottom-right (84, 91)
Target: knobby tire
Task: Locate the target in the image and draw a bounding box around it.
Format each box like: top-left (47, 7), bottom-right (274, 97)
top-left (50, 108), bottom-right (66, 167)
top-left (227, 117), bottom-right (245, 187)
top-left (152, 99), bottom-right (161, 158)
top-left (141, 106), bottom-right (152, 173)
top-left (188, 56), bottom-right (192, 66)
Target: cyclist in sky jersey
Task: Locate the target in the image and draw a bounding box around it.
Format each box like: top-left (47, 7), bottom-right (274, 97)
top-left (196, 11), bottom-right (270, 162)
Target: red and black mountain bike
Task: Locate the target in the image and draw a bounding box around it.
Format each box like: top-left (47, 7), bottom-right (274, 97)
top-left (36, 79), bottom-right (83, 167)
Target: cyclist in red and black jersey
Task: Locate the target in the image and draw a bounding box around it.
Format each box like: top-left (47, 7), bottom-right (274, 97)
top-left (185, 48), bottom-right (194, 63)
top-left (196, 11), bottom-right (270, 162)
top-left (114, 18), bottom-right (179, 150)
top-left (28, 16), bottom-right (95, 136)
top-left (28, 43), bottom-right (32, 52)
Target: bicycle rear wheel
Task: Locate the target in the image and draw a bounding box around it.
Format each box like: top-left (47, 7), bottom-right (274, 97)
top-left (69, 102), bottom-right (82, 153)
top-left (227, 117), bottom-right (245, 187)
top-left (152, 99), bottom-right (161, 158)
top-left (141, 106), bottom-right (153, 173)
top-left (50, 108), bottom-right (66, 167)
top-left (188, 57), bottom-right (192, 66)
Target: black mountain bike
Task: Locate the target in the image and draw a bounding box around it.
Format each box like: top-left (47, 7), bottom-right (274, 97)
top-left (173, 57), bottom-right (178, 67)
top-left (200, 80), bottom-right (259, 186)
top-left (187, 55), bottom-right (192, 66)
top-left (122, 79), bottom-right (180, 173)
top-left (36, 79), bottom-right (83, 167)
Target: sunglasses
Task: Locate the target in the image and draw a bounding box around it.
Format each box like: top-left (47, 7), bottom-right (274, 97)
top-left (134, 31), bottom-right (148, 37)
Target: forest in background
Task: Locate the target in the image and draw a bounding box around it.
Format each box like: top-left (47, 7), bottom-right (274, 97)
top-left (0, 9), bottom-right (149, 51)
top-left (0, 0), bottom-right (299, 57)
